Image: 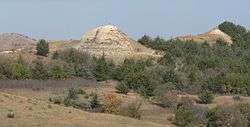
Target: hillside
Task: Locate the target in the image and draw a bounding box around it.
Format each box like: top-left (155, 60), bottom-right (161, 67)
top-left (0, 33), bottom-right (36, 52)
top-left (76, 25), bottom-right (161, 63)
top-left (1, 21), bottom-right (250, 127)
top-left (176, 28), bottom-right (233, 45)
top-left (0, 91), bottom-right (166, 127)
top-left (49, 40), bottom-right (80, 52)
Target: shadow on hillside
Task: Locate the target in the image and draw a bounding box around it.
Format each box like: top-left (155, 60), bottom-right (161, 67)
top-left (0, 78), bottom-right (97, 90)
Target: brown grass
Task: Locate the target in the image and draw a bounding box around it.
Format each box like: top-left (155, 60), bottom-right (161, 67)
top-left (3, 80), bottom-right (250, 127)
top-left (0, 91), bottom-right (166, 127)
top-left (0, 80), bottom-right (174, 126)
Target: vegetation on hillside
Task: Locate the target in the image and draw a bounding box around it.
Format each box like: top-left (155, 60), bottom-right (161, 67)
top-left (219, 21), bottom-right (250, 49)
top-left (136, 21), bottom-right (250, 96)
top-left (1, 21), bottom-right (250, 96)
top-left (1, 21), bottom-right (250, 126)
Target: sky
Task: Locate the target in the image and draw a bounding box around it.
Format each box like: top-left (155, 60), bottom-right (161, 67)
top-left (0, 0), bottom-right (250, 40)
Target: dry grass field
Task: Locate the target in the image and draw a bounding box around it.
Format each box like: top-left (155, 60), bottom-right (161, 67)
top-left (1, 79), bottom-right (250, 127)
top-left (0, 80), bottom-right (172, 126)
top-left (0, 80), bottom-right (172, 127)
top-left (0, 92), bottom-right (168, 127)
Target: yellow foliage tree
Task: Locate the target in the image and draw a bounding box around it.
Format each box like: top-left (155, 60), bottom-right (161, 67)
top-left (103, 94), bottom-right (122, 114)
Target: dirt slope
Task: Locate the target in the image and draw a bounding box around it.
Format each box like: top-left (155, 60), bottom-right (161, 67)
top-left (0, 92), bottom-right (166, 127)
top-left (176, 28), bottom-right (233, 45)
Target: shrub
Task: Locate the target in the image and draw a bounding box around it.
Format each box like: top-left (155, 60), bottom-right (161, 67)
top-left (206, 103), bottom-right (250, 127)
top-left (103, 94), bottom-right (122, 114)
top-left (61, 88), bottom-right (81, 107)
top-left (54, 49), bottom-right (95, 78)
top-left (63, 97), bottom-right (80, 107)
top-left (59, 88), bottom-right (87, 108)
top-left (154, 85), bottom-right (178, 108)
top-left (31, 59), bottom-right (49, 80)
top-left (246, 85), bottom-right (250, 96)
top-left (218, 21), bottom-right (247, 41)
top-left (93, 55), bottom-right (113, 81)
top-left (55, 49), bottom-right (92, 65)
top-left (67, 87), bottom-right (79, 100)
top-left (76, 88), bottom-right (86, 95)
top-left (162, 69), bottom-right (178, 84)
top-left (174, 105), bottom-right (194, 127)
top-left (49, 96), bottom-right (63, 104)
top-left (0, 58), bottom-right (14, 79)
top-left (123, 72), bottom-right (155, 98)
top-left (115, 82), bottom-right (129, 94)
top-left (225, 73), bottom-right (249, 94)
top-left (7, 110), bottom-right (15, 118)
top-left (201, 76), bottom-right (225, 94)
top-left (179, 96), bottom-right (196, 108)
top-left (17, 55), bottom-right (26, 65)
top-left (197, 57), bottom-right (218, 70)
top-left (0, 73), bottom-right (5, 79)
top-left (10, 63), bottom-right (31, 79)
top-left (89, 93), bottom-right (100, 109)
top-left (198, 91), bottom-right (214, 104)
top-left (50, 64), bottom-right (65, 79)
top-left (73, 65), bottom-right (93, 79)
top-left (206, 108), bottom-right (219, 127)
top-left (112, 59), bottom-right (149, 81)
top-left (233, 95), bottom-right (241, 101)
top-left (138, 35), bottom-right (168, 50)
top-left (119, 101), bottom-right (142, 119)
top-left (189, 105), bottom-right (208, 125)
top-left (36, 39), bottom-right (49, 56)
top-left (137, 35), bottom-right (153, 48)
top-left (177, 96), bottom-right (209, 124)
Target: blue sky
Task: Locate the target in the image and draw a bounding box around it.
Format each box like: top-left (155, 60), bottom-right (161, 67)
top-left (0, 0), bottom-right (250, 40)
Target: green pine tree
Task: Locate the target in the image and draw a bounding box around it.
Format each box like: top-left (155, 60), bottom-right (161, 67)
top-left (36, 39), bottom-right (49, 56)
top-left (93, 55), bottom-right (110, 81)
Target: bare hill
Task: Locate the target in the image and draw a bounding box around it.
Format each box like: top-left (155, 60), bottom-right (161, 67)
top-left (0, 33), bottom-right (36, 52)
top-left (76, 25), bottom-right (161, 63)
top-left (176, 28), bottom-right (233, 45)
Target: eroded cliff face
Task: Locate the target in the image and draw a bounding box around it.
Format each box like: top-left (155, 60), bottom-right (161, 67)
top-left (77, 25), bottom-right (161, 63)
top-left (80, 25), bottom-right (135, 50)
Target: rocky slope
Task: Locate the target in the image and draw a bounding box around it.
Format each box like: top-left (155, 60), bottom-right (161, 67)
top-left (0, 33), bottom-right (36, 52)
top-left (176, 28), bottom-right (233, 45)
top-left (76, 25), bottom-right (161, 63)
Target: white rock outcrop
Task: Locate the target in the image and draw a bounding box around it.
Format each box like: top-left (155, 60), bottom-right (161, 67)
top-left (77, 25), bottom-right (160, 63)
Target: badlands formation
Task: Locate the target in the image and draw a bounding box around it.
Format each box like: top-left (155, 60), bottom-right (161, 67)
top-left (77, 25), bottom-right (161, 63)
top-left (0, 25), bottom-right (233, 62)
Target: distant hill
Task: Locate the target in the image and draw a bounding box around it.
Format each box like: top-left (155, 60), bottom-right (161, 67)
top-left (0, 33), bottom-right (36, 52)
top-left (176, 28), bottom-right (233, 45)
